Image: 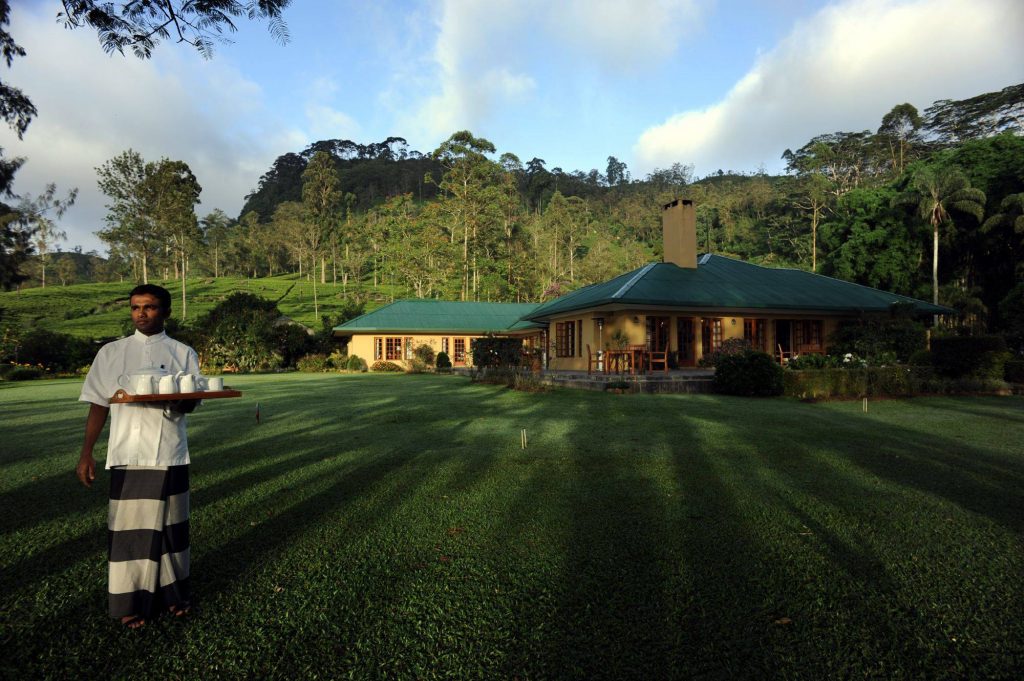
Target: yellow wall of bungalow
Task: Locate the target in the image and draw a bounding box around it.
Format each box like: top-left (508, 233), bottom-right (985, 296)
top-left (348, 332), bottom-right (542, 368)
top-left (544, 310), bottom-right (840, 371)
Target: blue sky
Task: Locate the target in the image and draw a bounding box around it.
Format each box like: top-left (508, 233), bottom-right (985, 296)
top-left (2, 0), bottom-right (1022, 254)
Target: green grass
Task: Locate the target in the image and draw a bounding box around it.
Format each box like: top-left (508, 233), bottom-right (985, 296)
top-left (0, 275), bottom-right (400, 338)
top-left (1, 375), bottom-right (1022, 679)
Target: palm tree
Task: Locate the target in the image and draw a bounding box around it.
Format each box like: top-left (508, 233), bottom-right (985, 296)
top-left (898, 166), bottom-right (985, 321)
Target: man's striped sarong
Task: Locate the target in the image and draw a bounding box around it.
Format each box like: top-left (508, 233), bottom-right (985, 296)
top-left (108, 465), bottom-right (191, 618)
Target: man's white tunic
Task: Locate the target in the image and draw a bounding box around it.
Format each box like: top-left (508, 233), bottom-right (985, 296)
top-left (79, 330), bottom-right (200, 469)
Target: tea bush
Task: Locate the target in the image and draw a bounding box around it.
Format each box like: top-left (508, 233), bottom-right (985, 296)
top-left (435, 351), bottom-right (452, 371)
top-left (370, 360), bottom-right (403, 373)
top-left (713, 350), bottom-right (783, 396)
top-left (782, 366), bottom-right (1008, 399)
top-left (345, 355), bottom-right (366, 372)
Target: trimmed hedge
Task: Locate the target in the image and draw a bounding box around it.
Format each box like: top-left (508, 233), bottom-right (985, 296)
top-left (1005, 359), bottom-right (1024, 384)
top-left (930, 335), bottom-right (1008, 378)
top-left (713, 350), bottom-right (784, 397)
top-left (783, 366), bottom-right (1008, 399)
top-left (435, 351), bottom-right (452, 370)
top-left (346, 355), bottom-right (366, 372)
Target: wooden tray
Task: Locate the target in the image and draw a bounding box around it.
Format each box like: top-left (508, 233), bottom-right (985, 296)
top-left (110, 389), bottom-right (242, 403)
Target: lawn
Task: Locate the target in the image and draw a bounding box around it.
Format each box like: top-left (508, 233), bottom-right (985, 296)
top-left (1, 374), bottom-right (1022, 679)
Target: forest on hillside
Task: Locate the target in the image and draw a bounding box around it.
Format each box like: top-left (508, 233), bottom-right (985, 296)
top-left (2, 83), bottom-right (1023, 335)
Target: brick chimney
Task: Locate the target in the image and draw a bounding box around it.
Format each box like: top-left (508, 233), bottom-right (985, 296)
top-left (662, 199), bottom-right (697, 269)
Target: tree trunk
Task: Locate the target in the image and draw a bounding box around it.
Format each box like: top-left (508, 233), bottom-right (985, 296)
top-left (933, 223), bottom-right (940, 326)
top-left (142, 251), bottom-right (148, 284)
top-left (181, 252), bottom-right (187, 320)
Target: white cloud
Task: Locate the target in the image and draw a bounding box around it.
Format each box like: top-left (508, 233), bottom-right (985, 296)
top-left (634, 0), bottom-right (1024, 175)
top-left (403, 0), bottom-right (706, 148)
top-left (304, 104), bottom-right (361, 141)
top-left (0, 5), bottom-right (294, 252)
top-left (546, 0), bottom-right (705, 71)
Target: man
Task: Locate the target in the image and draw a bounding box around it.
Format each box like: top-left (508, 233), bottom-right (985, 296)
top-left (77, 284), bottom-right (200, 629)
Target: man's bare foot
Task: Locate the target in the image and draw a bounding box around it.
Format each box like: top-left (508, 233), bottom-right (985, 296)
top-left (168, 603), bottom-right (191, 617)
top-left (120, 615), bottom-right (145, 629)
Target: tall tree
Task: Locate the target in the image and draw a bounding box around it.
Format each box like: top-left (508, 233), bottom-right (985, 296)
top-left (200, 209), bottom-right (232, 277)
top-left (16, 183), bottom-right (77, 287)
top-left (301, 151), bottom-right (341, 317)
top-left (145, 159), bottom-right (201, 317)
top-left (897, 166), bottom-right (986, 317)
top-left (96, 150), bottom-right (155, 282)
top-left (877, 103), bottom-right (923, 177)
top-left (429, 131), bottom-right (501, 300)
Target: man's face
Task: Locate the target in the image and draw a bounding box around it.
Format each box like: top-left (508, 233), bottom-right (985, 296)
top-left (130, 294), bottom-right (168, 336)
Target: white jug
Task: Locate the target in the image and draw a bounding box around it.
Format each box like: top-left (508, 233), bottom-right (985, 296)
top-left (179, 374), bottom-right (196, 393)
top-left (158, 374), bottom-right (178, 394)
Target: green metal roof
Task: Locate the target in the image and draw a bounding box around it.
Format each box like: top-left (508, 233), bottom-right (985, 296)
top-left (334, 300), bottom-right (544, 334)
top-left (524, 255), bottom-right (953, 320)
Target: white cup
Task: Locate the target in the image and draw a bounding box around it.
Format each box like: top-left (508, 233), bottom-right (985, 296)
top-left (207, 376), bottom-right (224, 391)
top-left (179, 374), bottom-right (196, 393)
top-left (158, 374), bottom-right (178, 394)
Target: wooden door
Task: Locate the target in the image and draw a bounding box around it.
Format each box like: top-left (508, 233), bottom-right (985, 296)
top-left (676, 317), bottom-right (695, 367)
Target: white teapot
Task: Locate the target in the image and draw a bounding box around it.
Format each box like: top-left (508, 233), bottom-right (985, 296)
top-left (117, 366), bottom-right (169, 395)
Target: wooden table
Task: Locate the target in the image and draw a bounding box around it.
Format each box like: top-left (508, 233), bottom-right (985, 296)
top-left (604, 348), bottom-right (647, 375)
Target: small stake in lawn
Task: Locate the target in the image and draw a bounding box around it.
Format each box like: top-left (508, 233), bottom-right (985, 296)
top-left (256, 402), bottom-right (261, 424)
top-left (862, 397), bottom-right (868, 413)
top-left (521, 428), bottom-right (527, 449)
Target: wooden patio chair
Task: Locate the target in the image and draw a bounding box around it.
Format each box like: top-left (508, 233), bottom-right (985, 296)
top-left (647, 350), bottom-right (668, 373)
top-left (777, 344), bottom-right (792, 365)
top-left (586, 344), bottom-right (600, 374)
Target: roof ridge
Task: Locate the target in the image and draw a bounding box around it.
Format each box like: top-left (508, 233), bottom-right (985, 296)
top-left (611, 262), bottom-right (657, 299)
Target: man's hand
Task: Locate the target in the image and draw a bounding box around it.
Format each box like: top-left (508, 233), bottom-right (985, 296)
top-left (77, 452), bottom-right (96, 488)
top-left (167, 399), bottom-right (199, 414)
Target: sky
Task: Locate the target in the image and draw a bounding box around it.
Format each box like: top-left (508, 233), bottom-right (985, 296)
top-left (2, 0), bottom-right (1022, 255)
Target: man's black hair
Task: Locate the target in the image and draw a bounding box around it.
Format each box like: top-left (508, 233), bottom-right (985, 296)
top-left (129, 284), bottom-right (172, 311)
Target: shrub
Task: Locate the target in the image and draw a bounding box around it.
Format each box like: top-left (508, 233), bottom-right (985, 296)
top-left (828, 316), bottom-right (927, 363)
top-left (1005, 359), bottom-right (1024, 383)
top-left (907, 349), bottom-right (932, 366)
top-left (296, 354), bottom-right (330, 372)
top-left (370, 360), bottom-right (403, 372)
top-left (787, 353), bottom-right (833, 370)
top-left (713, 350), bottom-right (784, 396)
top-left (931, 335), bottom-right (1008, 378)
top-left (0, 363), bottom-right (14, 378)
top-left (275, 324), bottom-right (314, 368)
top-left (471, 335), bottom-right (523, 368)
top-left (405, 358), bottom-right (428, 374)
top-left (413, 343), bottom-right (435, 366)
top-left (436, 351), bottom-right (452, 371)
top-left (193, 292), bottom-right (281, 373)
top-left (345, 355), bottom-right (366, 372)
top-left (12, 329), bottom-right (94, 372)
top-left (7, 366), bottom-right (43, 381)
top-left (699, 338), bottom-right (750, 368)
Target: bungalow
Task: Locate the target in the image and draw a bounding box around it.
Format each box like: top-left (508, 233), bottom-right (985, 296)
top-left (337, 300), bottom-right (544, 368)
top-left (336, 199), bottom-right (948, 370)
